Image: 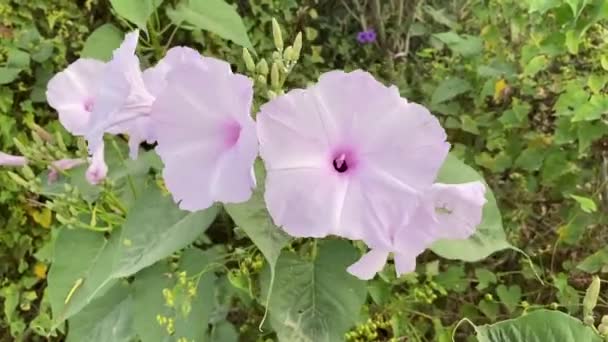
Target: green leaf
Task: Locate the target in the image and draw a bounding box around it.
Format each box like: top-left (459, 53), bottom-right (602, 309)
top-left (577, 121), bottom-right (608, 153)
top-left (81, 24), bottom-right (124, 62)
top-left (553, 274), bottom-right (581, 314)
top-left (48, 229), bottom-right (120, 325)
top-left (475, 310), bottom-right (602, 341)
top-left (554, 83), bottom-right (589, 117)
top-left (224, 161), bottom-right (289, 277)
top-left (261, 240), bottom-right (367, 342)
top-left (431, 78), bottom-right (472, 104)
top-left (526, 0), bottom-right (562, 14)
top-left (565, 30), bottom-right (580, 54)
top-left (496, 284), bottom-right (522, 314)
top-left (66, 283), bottom-right (135, 342)
top-left (433, 31), bottom-right (483, 57)
top-left (435, 264), bottom-right (469, 293)
top-left (479, 299), bottom-right (500, 321)
top-left (431, 154), bottom-right (511, 261)
top-left (569, 194), bottom-right (597, 213)
top-left (48, 187), bottom-right (217, 324)
top-left (112, 186), bottom-right (219, 277)
top-left (461, 115), bottom-right (480, 134)
top-left (167, 0), bottom-right (253, 49)
top-left (224, 160), bottom-right (289, 324)
top-left (587, 74), bottom-right (607, 94)
top-left (578, 246), bottom-right (608, 273)
top-left (132, 248), bottom-right (217, 342)
top-left (523, 55), bottom-right (548, 77)
top-left (110, 0), bottom-right (163, 29)
top-left (209, 322), bottom-right (239, 342)
top-left (572, 94), bottom-right (608, 122)
top-left (7, 49), bottom-right (30, 69)
top-left (475, 268), bottom-right (498, 290)
top-left (0, 67), bottom-right (21, 85)
top-left (514, 147), bottom-right (546, 171)
top-left (602, 56), bottom-right (608, 71)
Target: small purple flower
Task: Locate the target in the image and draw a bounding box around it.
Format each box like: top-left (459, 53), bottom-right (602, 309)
top-left (356, 29), bottom-right (377, 44)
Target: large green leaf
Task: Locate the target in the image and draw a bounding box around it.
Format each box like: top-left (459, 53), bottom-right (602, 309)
top-left (81, 24), bottom-right (124, 62)
top-left (167, 0), bottom-right (253, 49)
top-left (224, 161), bottom-right (290, 315)
top-left (260, 240), bottom-right (367, 342)
top-left (112, 186), bottom-right (219, 277)
top-left (475, 310), bottom-right (602, 341)
top-left (431, 153), bottom-right (511, 261)
top-left (48, 228), bottom-right (120, 326)
top-left (110, 0), bottom-right (163, 29)
top-left (66, 283), bottom-right (135, 342)
top-left (48, 186), bottom-right (217, 324)
top-left (132, 248), bottom-right (217, 342)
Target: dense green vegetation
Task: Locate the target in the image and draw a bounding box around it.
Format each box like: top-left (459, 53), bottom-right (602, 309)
top-left (1, 0), bottom-right (608, 341)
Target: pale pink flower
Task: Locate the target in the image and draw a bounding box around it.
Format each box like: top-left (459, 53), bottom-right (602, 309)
top-left (256, 70), bottom-right (450, 243)
top-left (85, 30), bottom-right (154, 159)
top-left (46, 59), bottom-right (106, 135)
top-left (47, 30), bottom-right (154, 161)
top-left (150, 56), bottom-right (257, 211)
top-left (347, 182), bottom-right (486, 280)
top-left (0, 152), bottom-right (27, 167)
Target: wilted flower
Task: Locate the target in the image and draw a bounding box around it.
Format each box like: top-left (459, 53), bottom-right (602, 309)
top-left (150, 55), bottom-right (257, 211)
top-left (347, 182), bottom-right (487, 280)
top-left (257, 70), bottom-right (450, 243)
top-left (0, 152), bottom-right (27, 167)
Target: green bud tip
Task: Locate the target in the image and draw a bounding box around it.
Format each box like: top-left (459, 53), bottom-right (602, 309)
top-left (242, 48), bottom-right (255, 72)
top-left (256, 59), bottom-right (269, 75)
top-left (270, 62), bottom-right (280, 89)
top-left (293, 32), bottom-right (303, 59)
top-left (271, 18), bottom-right (284, 51)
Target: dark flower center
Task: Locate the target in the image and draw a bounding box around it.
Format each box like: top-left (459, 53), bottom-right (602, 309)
top-left (333, 154), bottom-right (348, 173)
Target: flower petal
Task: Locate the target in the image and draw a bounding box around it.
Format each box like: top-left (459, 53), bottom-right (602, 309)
top-left (428, 182), bottom-right (487, 239)
top-left (46, 59), bottom-right (106, 135)
top-left (150, 57), bottom-right (256, 211)
top-left (347, 249), bottom-right (389, 280)
top-left (143, 46), bottom-right (202, 97)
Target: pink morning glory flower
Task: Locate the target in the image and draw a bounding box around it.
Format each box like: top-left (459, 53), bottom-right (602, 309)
top-left (150, 55), bottom-right (257, 211)
top-left (85, 30), bottom-right (155, 159)
top-left (347, 182), bottom-right (487, 280)
top-left (257, 70), bottom-right (450, 243)
top-left (0, 152), bottom-right (27, 167)
top-left (47, 30), bottom-right (154, 163)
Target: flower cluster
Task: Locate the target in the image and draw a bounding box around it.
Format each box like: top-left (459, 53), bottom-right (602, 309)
top-left (2, 31), bottom-right (486, 280)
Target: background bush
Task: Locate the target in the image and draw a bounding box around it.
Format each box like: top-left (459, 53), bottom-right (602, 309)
top-left (1, 0), bottom-right (608, 341)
